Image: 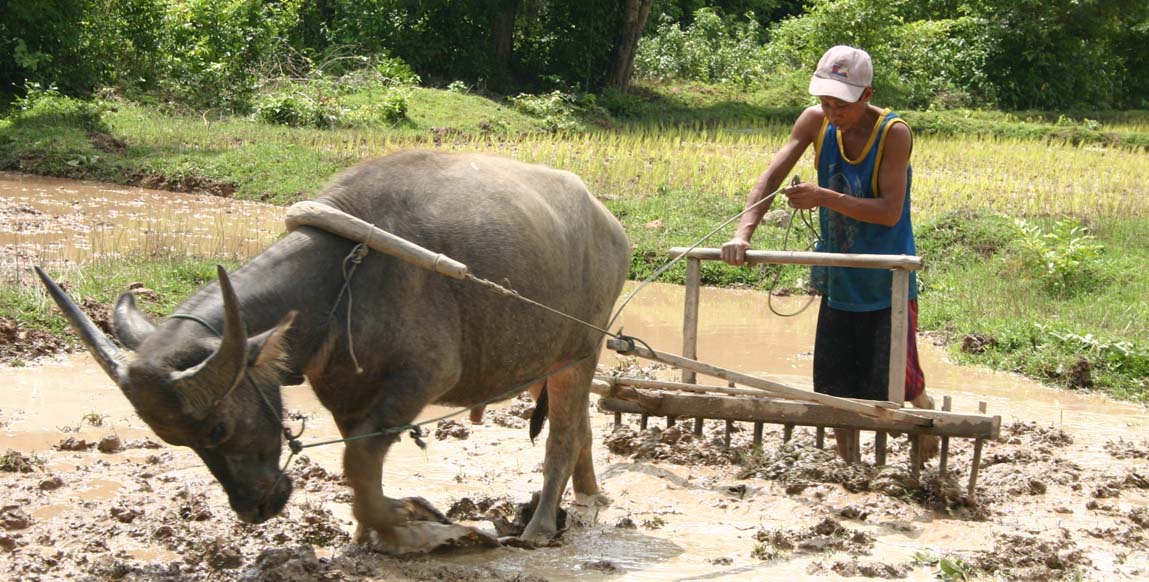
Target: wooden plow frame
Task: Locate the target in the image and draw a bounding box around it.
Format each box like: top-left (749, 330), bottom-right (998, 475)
top-left (596, 247), bottom-right (1000, 494)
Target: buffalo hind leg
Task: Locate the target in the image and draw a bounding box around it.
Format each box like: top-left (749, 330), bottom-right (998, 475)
top-left (521, 359), bottom-right (598, 544)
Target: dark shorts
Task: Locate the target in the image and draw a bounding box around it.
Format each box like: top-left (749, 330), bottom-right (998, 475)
top-left (813, 296), bottom-right (925, 402)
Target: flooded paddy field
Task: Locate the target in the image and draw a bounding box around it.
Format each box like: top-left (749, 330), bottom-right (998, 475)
top-left (1, 174), bottom-right (1147, 580)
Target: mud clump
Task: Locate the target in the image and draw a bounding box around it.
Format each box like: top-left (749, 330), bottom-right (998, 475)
top-left (753, 518), bottom-right (874, 560)
top-left (0, 449), bottom-right (44, 473)
top-left (603, 425), bottom-right (739, 466)
top-left (97, 434), bottom-right (123, 453)
top-left (809, 558), bottom-right (912, 578)
top-left (739, 442), bottom-right (872, 493)
top-left (37, 475), bottom-right (64, 490)
top-left (1000, 420), bottom-right (1074, 447)
top-left (445, 495), bottom-right (513, 522)
top-left (56, 437), bottom-right (93, 451)
top-left (965, 532), bottom-right (1090, 580)
top-left (1130, 507), bottom-right (1149, 529)
top-left (0, 317), bottom-right (71, 364)
top-left (1105, 438), bottom-right (1149, 460)
top-left (134, 172), bottom-right (237, 198)
top-left (481, 393), bottom-right (536, 429)
top-left (1, 506), bottom-right (32, 530)
top-left (239, 545), bottom-right (321, 581)
top-left (435, 420), bottom-right (471, 440)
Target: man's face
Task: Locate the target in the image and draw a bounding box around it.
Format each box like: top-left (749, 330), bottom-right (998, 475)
top-left (819, 88), bottom-right (871, 130)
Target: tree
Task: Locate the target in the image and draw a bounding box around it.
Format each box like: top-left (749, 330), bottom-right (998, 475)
top-left (607, 0), bottom-right (654, 92)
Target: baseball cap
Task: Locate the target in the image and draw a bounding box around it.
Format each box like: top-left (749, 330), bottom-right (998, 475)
top-left (808, 46), bottom-right (873, 103)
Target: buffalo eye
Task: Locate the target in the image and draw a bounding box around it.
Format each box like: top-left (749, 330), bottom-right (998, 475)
top-left (206, 422), bottom-right (229, 447)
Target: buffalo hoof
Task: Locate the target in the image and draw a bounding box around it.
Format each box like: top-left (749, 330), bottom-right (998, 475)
top-left (368, 522), bottom-right (500, 555)
top-left (573, 491), bottom-right (611, 508)
top-left (569, 492), bottom-right (609, 528)
top-left (519, 522), bottom-right (562, 547)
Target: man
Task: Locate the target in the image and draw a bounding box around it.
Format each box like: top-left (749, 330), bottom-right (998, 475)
top-left (720, 45), bottom-right (935, 461)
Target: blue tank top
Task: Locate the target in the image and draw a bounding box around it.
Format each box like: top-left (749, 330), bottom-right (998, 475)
top-left (811, 109), bottom-right (917, 312)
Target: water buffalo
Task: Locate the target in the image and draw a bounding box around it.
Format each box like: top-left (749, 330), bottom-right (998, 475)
top-left (36, 150), bottom-right (631, 551)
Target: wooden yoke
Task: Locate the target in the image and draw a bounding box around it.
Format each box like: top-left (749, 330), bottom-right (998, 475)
top-left (286, 201), bottom-right (469, 280)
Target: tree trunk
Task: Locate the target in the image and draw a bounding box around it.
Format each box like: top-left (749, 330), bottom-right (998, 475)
top-left (488, 0), bottom-right (520, 92)
top-left (607, 0), bottom-right (653, 92)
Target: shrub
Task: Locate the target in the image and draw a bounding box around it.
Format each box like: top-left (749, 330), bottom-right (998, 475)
top-left (634, 9), bottom-right (767, 87)
top-left (509, 91), bottom-right (579, 132)
top-left (12, 83), bottom-right (108, 133)
top-left (254, 92), bottom-right (342, 128)
top-left (1010, 217), bottom-right (1105, 296)
top-left (375, 56), bottom-right (421, 86)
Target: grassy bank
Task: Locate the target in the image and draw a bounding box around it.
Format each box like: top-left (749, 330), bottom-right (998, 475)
top-left (1, 84), bottom-right (1146, 401)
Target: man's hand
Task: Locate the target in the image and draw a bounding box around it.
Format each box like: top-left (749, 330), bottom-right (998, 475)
top-left (784, 181), bottom-right (827, 210)
top-left (721, 237), bottom-right (751, 266)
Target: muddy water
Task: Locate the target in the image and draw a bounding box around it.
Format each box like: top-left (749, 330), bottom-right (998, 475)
top-left (0, 172), bottom-right (283, 282)
top-left (3, 175), bottom-right (1147, 580)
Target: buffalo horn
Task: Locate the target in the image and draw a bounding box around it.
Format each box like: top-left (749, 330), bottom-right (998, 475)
top-left (34, 266), bottom-right (125, 381)
top-left (170, 266), bottom-right (248, 401)
top-left (112, 292), bottom-right (157, 350)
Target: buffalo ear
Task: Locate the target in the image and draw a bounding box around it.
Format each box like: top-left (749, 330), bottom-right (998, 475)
top-left (247, 311), bottom-right (297, 373)
top-left (112, 292), bottom-right (157, 350)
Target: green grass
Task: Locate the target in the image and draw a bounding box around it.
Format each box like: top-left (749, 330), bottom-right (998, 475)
top-left (917, 212), bottom-right (1149, 401)
top-left (2, 82), bottom-right (1147, 401)
top-left (2, 257), bottom-right (238, 338)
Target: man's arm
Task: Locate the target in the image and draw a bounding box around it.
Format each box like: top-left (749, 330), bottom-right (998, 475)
top-left (721, 106), bottom-right (823, 265)
top-left (784, 122), bottom-right (912, 227)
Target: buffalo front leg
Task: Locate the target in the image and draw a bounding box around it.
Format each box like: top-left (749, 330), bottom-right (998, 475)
top-left (521, 359), bottom-right (597, 544)
top-left (342, 430), bottom-right (498, 553)
top-left (342, 433), bottom-right (405, 545)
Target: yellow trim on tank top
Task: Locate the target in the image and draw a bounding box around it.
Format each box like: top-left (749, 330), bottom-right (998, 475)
top-left (871, 117), bottom-right (912, 194)
top-left (814, 116), bottom-right (829, 169)
top-left (837, 107), bottom-right (889, 165)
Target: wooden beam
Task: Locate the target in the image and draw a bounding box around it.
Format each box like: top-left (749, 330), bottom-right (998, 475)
top-left (682, 257), bottom-right (701, 385)
top-left (605, 338), bottom-right (931, 427)
top-left (939, 396), bottom-right (952, 476)
top-left (668, 247), bottom-right (922, 271)
top-left (593, 389), bottom-right (998, 439)
top-left (888, 270), bottom-right (909, 406)
top-left (597, 376), bottom-right (902, 408)
top-left (287, 201), bottom-right (468, 279)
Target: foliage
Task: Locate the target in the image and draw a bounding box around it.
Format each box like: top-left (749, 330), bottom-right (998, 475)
top-left (10, 83), bottom-right (108, 133)
top-left (0, 0), bottom-right (91, 96)
top-left (963, 0), bottom-right (1146, 110)
top-left (374, 56), bottom-right (421, 87)
top-left (255, 92), bottom-right (343, 129)
top-left (155, 0), bottom-right (301, 111)
top-left (633, 8), bottom-right (768, 87)
top-left (1009, 217), bottom-right (1105, 297)
top-left (509, 91), bottom-right (582, 132)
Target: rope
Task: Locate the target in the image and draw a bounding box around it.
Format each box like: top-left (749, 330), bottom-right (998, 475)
top-left (333, 242), bottom-right (369, 374)
top-left (607, 177), bottom-right (798, 330)
top-left (465, 275), bottom-right (616, 338)
top-left (765, 204), bottom-right (822, 317)
top-left (285, 352), bottom-right (596, 454)
top-left (168, 313), bottom-right (221, 336)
